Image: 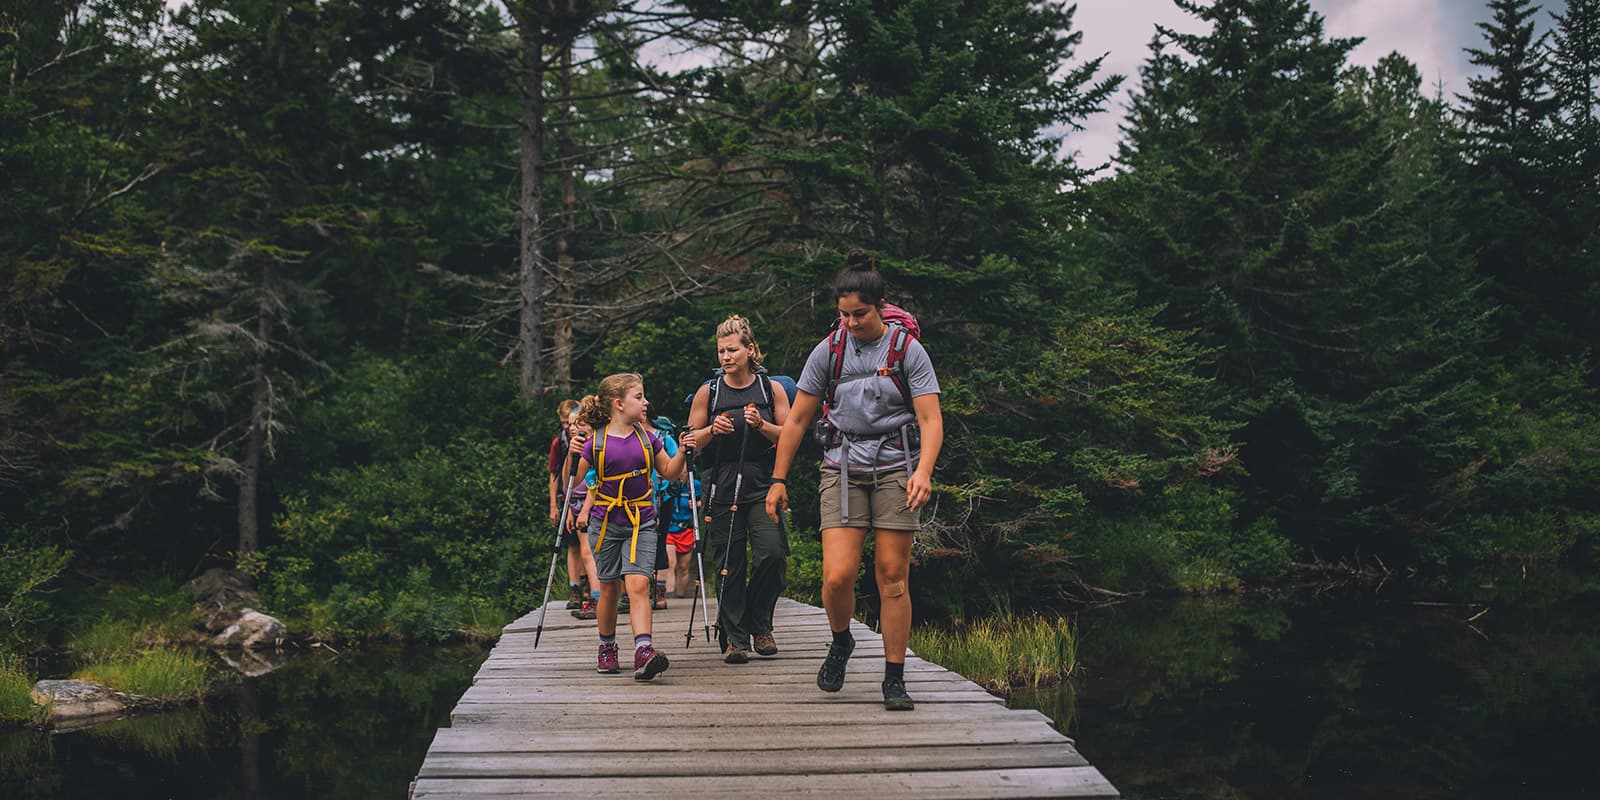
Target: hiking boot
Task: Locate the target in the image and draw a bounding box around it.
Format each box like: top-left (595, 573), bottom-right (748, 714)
top-left (572, 598), bottom-right (596, 620)
top-left (752, 632), bottom-right (778, 656)
top-left (596, 641), bottom-right (620, 674)
top-left (566, 586), bottom-right (583, 610)
top-left (652, 581), bottom-right (668, 610)
top-left (816, 640), bottom-right (853, 692)
top-left (633, 644), bottom-right (669, 681)
top-left (882, 676), bottom-right (914, 711)
top-left (723, 645), bottom-right (749, 665)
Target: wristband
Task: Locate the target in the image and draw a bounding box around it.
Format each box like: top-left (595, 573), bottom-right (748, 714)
top-left (770, 477), bottom-right (786, 484)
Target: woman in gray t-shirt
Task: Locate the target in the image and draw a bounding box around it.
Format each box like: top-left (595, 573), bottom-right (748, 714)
top-left (766, 249), bottom-right (944, 712)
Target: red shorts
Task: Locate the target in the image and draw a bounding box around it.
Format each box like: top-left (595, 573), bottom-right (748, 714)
top-left (666, 527), bottom-right (695, 555)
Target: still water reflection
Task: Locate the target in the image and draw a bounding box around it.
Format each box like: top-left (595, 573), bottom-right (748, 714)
top-left (1012, 566), bottom-right (1600, 799)
top-left (0, 644), bottom-right (485, 799)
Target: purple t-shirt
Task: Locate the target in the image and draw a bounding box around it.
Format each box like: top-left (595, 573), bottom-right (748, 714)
top-left (581, 428), bottom-right (664, 527)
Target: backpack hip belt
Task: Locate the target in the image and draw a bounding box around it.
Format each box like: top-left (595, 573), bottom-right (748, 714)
top-left (835, 422), bottom-right (920, 527)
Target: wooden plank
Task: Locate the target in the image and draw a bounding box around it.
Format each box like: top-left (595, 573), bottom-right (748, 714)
top-left (418, 742), bottom-right (1086, 778)
top-left (411, 766), bottom-right (1120, 799)
top-left (427, 720), bottom-right (1071, 753)
top-left (449, 702), bottom-right (1058, 730)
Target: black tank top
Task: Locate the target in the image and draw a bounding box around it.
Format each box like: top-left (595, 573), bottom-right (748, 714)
top-left (704, 374), bottom-right (776, 506)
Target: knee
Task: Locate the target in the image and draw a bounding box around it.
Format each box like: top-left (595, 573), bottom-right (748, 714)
top-left (875, 565), bottom-right (908, 594)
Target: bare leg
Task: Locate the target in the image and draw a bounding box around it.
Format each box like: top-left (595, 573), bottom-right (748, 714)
top-left (623, 573), bottom-right (653, 635)
top-left (566, 546), bottom-right (585, 587)
top-left (873, 529), bottom-right (914, 662)
top-left (578, 535), bottom-right (600, 593)
top-left (819, 527), bottom-right (867, 633)
top-left (597, 580), bottom-right (622, 636)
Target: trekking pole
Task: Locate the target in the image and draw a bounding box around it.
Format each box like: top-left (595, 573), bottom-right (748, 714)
top-left (682, 451), bottom-right (711, 648)
top-left (535, 449), bottom-right (581, 649)
top-left (718, 407), bottom-right (754, 584)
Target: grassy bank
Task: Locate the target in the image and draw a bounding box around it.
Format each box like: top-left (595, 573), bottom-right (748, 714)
top-left (0, 654), bottom-right (36, 725)
top-left (910, 615), bottom-right (1079, 693)
top-left (72, 649), bottom-right (212, 705)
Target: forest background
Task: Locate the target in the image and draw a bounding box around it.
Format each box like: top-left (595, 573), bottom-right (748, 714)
top-left (3, 0), bottom-right (1597, 647)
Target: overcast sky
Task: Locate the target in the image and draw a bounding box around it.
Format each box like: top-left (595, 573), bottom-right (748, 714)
top-left (1066, 0), bottom-right (1559, 172)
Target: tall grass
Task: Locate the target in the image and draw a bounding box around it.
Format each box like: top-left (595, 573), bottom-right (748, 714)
top-left (909, 615), bottom-right (1079, 693)
top-left (0, 653), bottom-right (37, 725)
top-left (73, 649), bottom-right (211, 704)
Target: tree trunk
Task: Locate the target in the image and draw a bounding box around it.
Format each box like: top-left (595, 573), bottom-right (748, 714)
top-left (237, 265), bottom-right (272, 560)
top-left (517, 15), bottom-right (548, 400)
top-left (553, 41), bottom-right (576, 393)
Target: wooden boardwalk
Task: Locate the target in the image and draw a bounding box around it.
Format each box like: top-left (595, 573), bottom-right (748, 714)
top-left (411, 597), bottom-right (1118, 799)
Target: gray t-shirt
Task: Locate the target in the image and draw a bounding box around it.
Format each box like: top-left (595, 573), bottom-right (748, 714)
top-left (797, 326), bottom-right (939, 471)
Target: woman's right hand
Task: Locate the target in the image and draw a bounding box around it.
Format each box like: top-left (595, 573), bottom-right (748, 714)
top-left (765, 482), bottom-right (788, 523)
top-left (567, 429), bottom-right (587, 456)
top-left (710, 412), bottom-right (735, 437)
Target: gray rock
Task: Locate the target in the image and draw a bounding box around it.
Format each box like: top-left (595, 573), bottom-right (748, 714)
top-left (32, 679), bottom-right (125, 722)
top-left (210, 608), bottom-right (287, 650)
top-left (187, 568), bottom-right (261, 633)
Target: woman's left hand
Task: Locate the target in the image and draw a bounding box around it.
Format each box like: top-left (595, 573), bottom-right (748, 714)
top-left (906, 472), bottom-right (933, 511)
top-left (742, 404), bottom-right (763, 430)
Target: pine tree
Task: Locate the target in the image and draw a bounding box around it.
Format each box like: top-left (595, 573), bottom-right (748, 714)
top-left (1548, 0), bottom-right (1600, 351)
top-left (1458, 0), bottom-right (1564, 356)
top-left (1094, 0), bottom-right (1491, 552)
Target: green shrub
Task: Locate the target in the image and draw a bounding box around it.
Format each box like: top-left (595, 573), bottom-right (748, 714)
top-left (0, 538), bottom-right (72, 649)
top-left (783, 529), bottom-right (824, 605)
top-left (266, 434), bottom-right (544, 635)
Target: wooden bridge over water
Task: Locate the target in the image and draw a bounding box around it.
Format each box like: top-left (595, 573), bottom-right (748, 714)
top-left (411, 597), bottom-right (1119, 799)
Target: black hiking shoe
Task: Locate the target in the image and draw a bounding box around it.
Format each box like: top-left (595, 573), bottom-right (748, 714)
top-left (816, 640), bottom-right (853, 692)
top-left (882, 676), bottom-right (914, 711)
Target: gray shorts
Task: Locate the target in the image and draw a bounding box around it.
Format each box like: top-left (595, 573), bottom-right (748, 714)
top-left (588, 514), bottom-right (660, 582)
top-left (818, 468), bottom-right (921, 532)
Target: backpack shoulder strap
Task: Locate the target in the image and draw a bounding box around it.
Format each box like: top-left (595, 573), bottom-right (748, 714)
top-left (882, 324), bottom-right (915, 410)
top-left (754, 365), bottom-right (773, 410)
top-left (633, 422), bottom-right (653, 481)
top-left (823, 328), bottom-right (848, 407)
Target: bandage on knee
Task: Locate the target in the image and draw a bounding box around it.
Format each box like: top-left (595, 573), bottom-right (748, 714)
top-left (882, 580), bottom-right (907, 598)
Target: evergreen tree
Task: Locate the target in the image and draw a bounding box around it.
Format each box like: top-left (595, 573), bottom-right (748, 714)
top-left (1458, 0), bottom-right (1565, 357)
top-left (1094, 0), bottom-right (1491, 555)
top-left (1548, 0), bottom-right (1600, 352)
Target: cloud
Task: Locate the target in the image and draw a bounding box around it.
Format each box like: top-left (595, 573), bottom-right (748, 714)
top-left (1061, 0), bottom-right (1528, 174)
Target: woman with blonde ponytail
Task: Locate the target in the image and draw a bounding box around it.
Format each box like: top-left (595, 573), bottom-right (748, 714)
top-left (684, 315), bottom-right (791, 664)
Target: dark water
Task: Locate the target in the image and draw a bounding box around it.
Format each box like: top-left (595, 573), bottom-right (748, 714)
top-left (6, 568), bottom-right (1598, 799)
top-left (0, 644), bottom-right (486, 800)
top-left (1012, 566), bottom-right (1600, 799)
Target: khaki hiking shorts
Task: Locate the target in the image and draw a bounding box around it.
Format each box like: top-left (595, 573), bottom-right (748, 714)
top-left (818, 467), bottom-right (921, 532)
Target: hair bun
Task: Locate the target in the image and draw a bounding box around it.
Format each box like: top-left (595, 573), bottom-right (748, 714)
top-left (844, 248), bottom-right (876, 271)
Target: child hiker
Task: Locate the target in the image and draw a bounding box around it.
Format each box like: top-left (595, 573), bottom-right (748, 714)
top-left (563, 403), bottom-right (602, 620)
top-left (548, 399), bottom-right (589, 609)
top-left (571, 374), bottom-right (690, 680)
